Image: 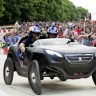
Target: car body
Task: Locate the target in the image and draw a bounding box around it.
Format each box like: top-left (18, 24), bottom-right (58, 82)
top-left (3, 37), bottom-right (96, 95)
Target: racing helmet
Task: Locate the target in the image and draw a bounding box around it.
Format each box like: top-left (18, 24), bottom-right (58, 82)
top-left (47, 27), bottom-right (58, 38)
top-left (29, 26), bottom-right (41, 37)
top-left (30, 26), bottom-right (40, 33)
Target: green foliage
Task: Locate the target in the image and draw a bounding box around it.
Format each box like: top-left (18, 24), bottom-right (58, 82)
top-left (0, 0), bottom-right (5, 17)
top-left (0, 0), bottom-right (89, 25)
top-left (76, 7), bottom-right (88, 20)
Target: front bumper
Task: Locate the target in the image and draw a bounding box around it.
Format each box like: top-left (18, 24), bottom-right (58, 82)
top-left (51, 66), bottom-right (96, 79)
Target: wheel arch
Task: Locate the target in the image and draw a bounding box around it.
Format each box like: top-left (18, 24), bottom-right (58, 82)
top-left (32, 53), bottom-right (48, 66)
top-left (7, 53), bottom-right (17, 71)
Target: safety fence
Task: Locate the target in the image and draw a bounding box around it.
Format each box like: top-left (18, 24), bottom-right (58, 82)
top-left (0, 25), bottom-right (15, 32)
top-left (0, 29), bottom-right (15, 34)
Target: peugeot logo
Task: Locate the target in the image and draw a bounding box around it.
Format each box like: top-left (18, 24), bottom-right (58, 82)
top-left (78, 57), bottom-right (82, 61)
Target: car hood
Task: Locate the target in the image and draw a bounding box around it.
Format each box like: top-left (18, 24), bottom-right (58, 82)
top-left (40, 44), bottom-right (96, 54)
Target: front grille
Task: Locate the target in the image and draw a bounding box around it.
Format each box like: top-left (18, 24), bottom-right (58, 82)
top-left (65, 54), bottom-right (93, 64)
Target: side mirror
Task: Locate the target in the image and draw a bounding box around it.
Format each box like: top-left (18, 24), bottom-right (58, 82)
top-left (66, 38), bottom-right (75, 44)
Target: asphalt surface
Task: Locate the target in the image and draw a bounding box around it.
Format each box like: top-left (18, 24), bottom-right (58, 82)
top-left (0, 55), bottom-right (96, 96)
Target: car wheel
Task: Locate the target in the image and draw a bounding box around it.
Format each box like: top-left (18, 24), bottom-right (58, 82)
top-left (50, 76), bottom-right (54, 79)
top-left (58, 76), bottom-right (67, 81)
top-left (28, 60), bottom-right (42, 95)
top-left (40, 76), bottom-right (44, 80)
top-left (92, 71), bottom-right (96, 85)
top-left (3, 57), bottom-right (14, 85)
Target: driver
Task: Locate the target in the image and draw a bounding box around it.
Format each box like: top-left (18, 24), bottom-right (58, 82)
top-left (18, 26), bottom-right (40, 60)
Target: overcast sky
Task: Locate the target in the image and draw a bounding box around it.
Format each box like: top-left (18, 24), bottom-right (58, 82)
top-left (69, 0), bottom-right (96, 20)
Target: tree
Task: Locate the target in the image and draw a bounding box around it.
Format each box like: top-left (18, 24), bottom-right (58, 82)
top-left (0, 0), bottom-right (5, 17)
top-left (76, 7), bottom-right (88, 20)
top-left (0, 0), bottom-right (89, 25)
top-left (0, 0), bottom-right (21, 24)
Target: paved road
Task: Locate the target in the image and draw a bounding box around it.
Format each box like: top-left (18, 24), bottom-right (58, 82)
top-left (0, 55), bottom-right (96, 96)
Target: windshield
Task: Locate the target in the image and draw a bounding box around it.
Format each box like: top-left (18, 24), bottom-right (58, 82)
top-left (38, 38), bottom-right (80, 46)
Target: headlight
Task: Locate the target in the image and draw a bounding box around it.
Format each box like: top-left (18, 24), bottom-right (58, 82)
top-left (45, 50), bottom-right (63, 58)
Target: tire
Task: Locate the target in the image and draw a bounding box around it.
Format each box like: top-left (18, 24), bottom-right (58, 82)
top-left (58, 76), bottom-right (67, 81)
top-left (92, 71), bottom-right (96, 86)
top-left (28, 60), bottom-right (42, 95)
top-left (50, 76), bottom-right (54, 79)
top-left (40, 76), bottom-right (44, 80)
top-left (3, 57), bottom-right (14, 85)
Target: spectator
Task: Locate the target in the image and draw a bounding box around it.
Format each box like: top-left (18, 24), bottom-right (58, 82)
top-left (14, 32), bottom-right (20, 42)
top-left (73, 24), bottom-right (81, 35)
top-left (10, 33), bottom-right (16, 46)
top-left (57, 28), bottom-right (64, 38)
top-left (85, 13), bottom-right (92, 21)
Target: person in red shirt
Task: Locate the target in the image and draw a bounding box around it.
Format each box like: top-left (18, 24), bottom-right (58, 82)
top-left (73, 24), bottom-right (81, 35)
top-left (57, 28), bottom-right (64, 38)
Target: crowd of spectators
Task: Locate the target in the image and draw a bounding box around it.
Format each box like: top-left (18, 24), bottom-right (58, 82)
top-left (2, 13), bottom-right (96, 47)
